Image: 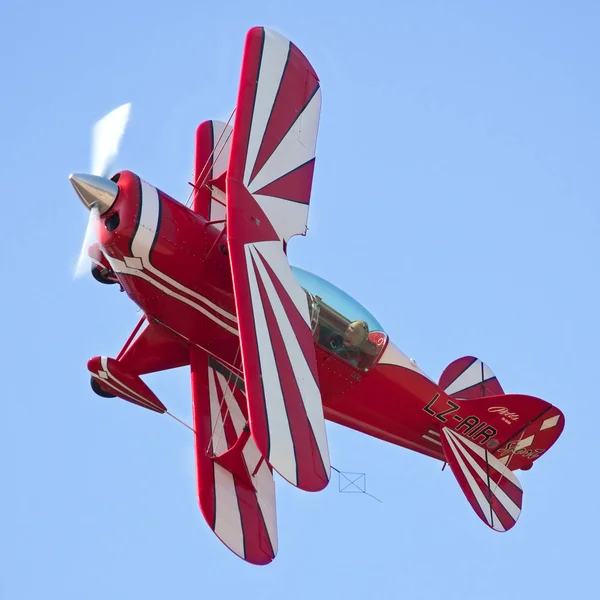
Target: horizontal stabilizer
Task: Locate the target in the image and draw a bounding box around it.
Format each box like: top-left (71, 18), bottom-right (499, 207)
top-left (441, 427), bottom-right (523, 532)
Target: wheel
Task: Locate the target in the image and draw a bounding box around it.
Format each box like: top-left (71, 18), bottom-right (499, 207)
top-left (92, 266), bottom-right (117, 285)
top-left (91, 376), bottom-right (116, 398)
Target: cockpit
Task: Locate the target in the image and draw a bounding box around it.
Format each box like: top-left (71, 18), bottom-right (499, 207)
top-left (291, 267), bottom-right (388, 371)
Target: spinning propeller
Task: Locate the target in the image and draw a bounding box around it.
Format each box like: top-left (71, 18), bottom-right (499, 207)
top-left (71, 103), bottom-right (131, 278)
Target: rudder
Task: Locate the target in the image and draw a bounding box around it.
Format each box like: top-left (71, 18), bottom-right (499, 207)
top-left (451, 393), bottom-right (565, 471)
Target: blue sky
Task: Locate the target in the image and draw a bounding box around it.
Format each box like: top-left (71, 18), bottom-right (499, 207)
top-left (1, 1), bottom-right (598, 597)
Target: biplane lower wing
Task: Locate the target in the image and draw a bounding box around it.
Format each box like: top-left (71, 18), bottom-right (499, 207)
top-left (190, 347), bottom-right (277, 565)
top-left (225, 27), bottom-right (330, 492)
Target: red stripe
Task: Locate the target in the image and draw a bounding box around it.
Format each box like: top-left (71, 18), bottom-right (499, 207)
top-left (448, 432), bottom-right (490, 474)
top-left (439, 357), bottom-right (477, 391)
top-left (216, 374), bottom-right (239, 451)
top-left (253, 246), bottom-right (319, 383)
top-left (253, 159), bottom-right (316, 204)
top-left (489, 490), bottom-right (517, 531)
top-left (468, 450), bottom-right (520, 531)
top-left (234, 384), bottom-right (249, 421)
top-left (463, 455), bottom-right (509, 530)
top-left (445, 435), bottom-right (490, 525)
top-left (191, 350), bottom-right (275, 565)
top-left (192, 120), bottom-right (215, 218)
top-left (227, 242), bottom-right (270, 460)
top-left (227, 181), bottom-right (279, 244)
top-left (446, 432), bottom-right (522, 531)
top-left (228, 27), bottom-right (264, 184)
top-left (224, 377), bottom-right (275, 563)
top-left (233, 478), bottom-right (274, 564)
top-left (215, 370), bottom-right (275, 564)
top-left (253, 259), bottom-right (328, 491)
top-left (488, 464), bottom-right (523, 509)
top-left (190, 350), bottom-right (217, 531)
top-left (250, 43), bottom-right (319, 184)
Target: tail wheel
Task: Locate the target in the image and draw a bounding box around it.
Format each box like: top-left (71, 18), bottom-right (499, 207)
top-left (91, 376), bottom-right (116, 398)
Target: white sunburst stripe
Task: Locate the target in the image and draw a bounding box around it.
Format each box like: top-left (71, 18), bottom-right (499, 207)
top-left (107, 255), bottom-right (238, 336)
top-left (243, 30), bottom-right (290, 186)
top-left (249, 245), bottom-right (329, 472)
top-left (215, 372), bottom-right (246, 434)
top-left (247, 88), bottom-right (321, 195)
top-left (244, 244), bottom-right (297, 484)
top-left (210, 121), bottom-right (233, 180)
top-left (253, 195), bottom-right (309, 245)
top-left (443, 430), bottom-right (504, 531)
top-left (208, 366), bottom-right (245, 559)
top-left (214, 372), bottom-right (278, 551)
top-left (445, 428), bottom-right (521, 488)
top-left (444, 360), bottom-right (495, 396)
top-left (446, 431), bottom-right (521, 522)
top-left (209, 369), bottom-right (230, 456)
top-left (252, 241), bottom-right (311, 322)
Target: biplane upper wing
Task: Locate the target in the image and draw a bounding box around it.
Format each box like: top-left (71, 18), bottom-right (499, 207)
top-left (226, 27), bottom-right (330, 492)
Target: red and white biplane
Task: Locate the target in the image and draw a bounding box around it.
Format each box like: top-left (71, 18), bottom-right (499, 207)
top-left (70, 27), bottom-right (565, 565)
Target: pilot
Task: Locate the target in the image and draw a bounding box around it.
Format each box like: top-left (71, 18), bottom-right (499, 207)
top-left (322, 320), bottom-right (370, 366)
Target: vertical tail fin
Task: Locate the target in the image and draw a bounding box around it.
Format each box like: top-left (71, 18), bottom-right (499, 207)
top-left (439, 356), bottom-right (504, 399)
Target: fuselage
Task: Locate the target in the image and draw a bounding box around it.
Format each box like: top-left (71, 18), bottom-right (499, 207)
top-left (95, 170), bottom-right (453, 463)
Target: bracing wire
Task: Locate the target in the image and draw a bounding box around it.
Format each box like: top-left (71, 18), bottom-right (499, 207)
top-left (185, 109), bottom-right (236, 209)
